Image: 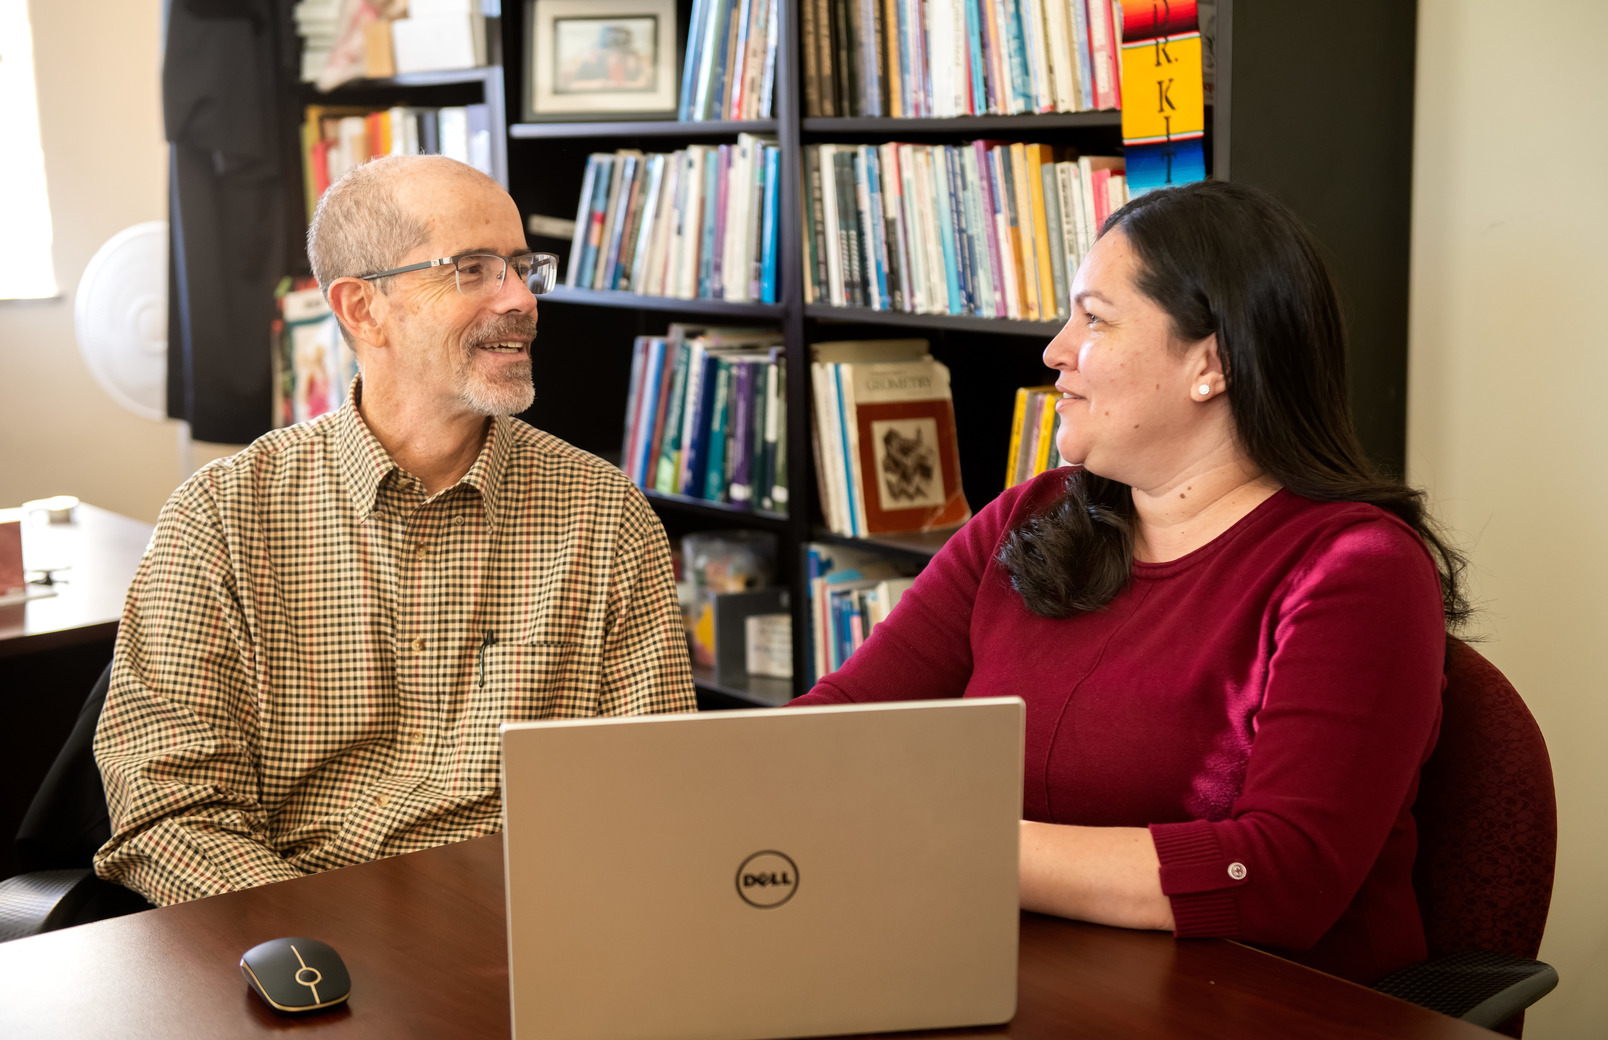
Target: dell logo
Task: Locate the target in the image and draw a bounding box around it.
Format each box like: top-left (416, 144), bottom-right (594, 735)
top-left (736, 851), bottom-right (798, 908)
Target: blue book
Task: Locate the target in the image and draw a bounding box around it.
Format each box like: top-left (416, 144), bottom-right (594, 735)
top-left (702, 357), bottom-right (732, 501)
top-left (701, 0), bottom-right (735, 119)
top-left (759, 145), bottom-right (779, 302)
top-left (965, 0), bottom-right (988, 113)
top-left (1003, 0), bottom-right (1033, 114)
top-left (679, 0), bottom-right (710, 119)
top-left (679, 346), bottom-right (719, 496)
top-left (930, 147), bottom-right (964, 315)
top-left (632, 338), bottom-right (667, 483)
top-left (698, 154), bottom-right (720, 297)
top-left (862, 147), bottom-right (891, 310)
top-left (575, 155), bottom-right (613, 290)
top-left (946, 147), bottom-right (976, 315)
top-left (1069, 0), bottom-right (1096, 111)
top-left (832, 364), bottom-right (862, 534)
top-left (727, 358), bottom-right (757, 507)
top-left (654, 339), bottom-right (693, 492)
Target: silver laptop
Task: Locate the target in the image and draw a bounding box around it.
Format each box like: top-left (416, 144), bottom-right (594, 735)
top-left (499, 697), bottom-right (1024, 1040)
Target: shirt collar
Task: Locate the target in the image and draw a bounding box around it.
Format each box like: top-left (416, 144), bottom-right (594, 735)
top-left (336, 377), bottom-right (513, 527)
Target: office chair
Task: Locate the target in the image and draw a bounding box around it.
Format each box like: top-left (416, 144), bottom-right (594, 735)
top-left (1373, 637), bottom-right (1558, 1037)
top-left (0, 661), bottom-right (151, 942)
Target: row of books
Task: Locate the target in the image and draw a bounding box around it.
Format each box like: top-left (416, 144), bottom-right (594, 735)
top-left (1004, 384), bottom-right (1068, 490)
top-left (300, 103), bottom-right (493, 219)
top-left (803, 141), bottom-right (1128, 321)
top-left (810, 339), bottom-right (970, 538)
top-left (680, 0), bottom-right (780, 121)
top-left (801, 0), bottom-right (1123, 118)
top-left (805, 543), bottom-right (917, 684)
top-left (619, 325), bottom-right (790, 514)
top-left (566, 137), bottom-right (782, 304)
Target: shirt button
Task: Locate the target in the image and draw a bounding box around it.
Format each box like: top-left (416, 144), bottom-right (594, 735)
top-left (451, 515), bottom-right (465, 526)
top-left (411, 637), bottom-right (426, 653)
top-left (414, 544), bottom-right (428, 558)
top-left (375, 795), bottom-right (389, 808)
top-left (1227, 862), bottom-right (1248, 881)
top-left (409, 729), bottom-right (424, 744)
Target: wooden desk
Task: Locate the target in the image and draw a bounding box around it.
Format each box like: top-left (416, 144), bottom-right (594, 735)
top-left (0, 503), bottom-right (151, 657)
top-left (0, 835), bottom-right (1490, 1039)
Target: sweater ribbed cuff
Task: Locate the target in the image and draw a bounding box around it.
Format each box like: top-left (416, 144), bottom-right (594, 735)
top-left (1150, 821), bottom-right (1244, 938)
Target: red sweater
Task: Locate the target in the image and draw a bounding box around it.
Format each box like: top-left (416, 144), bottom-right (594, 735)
top-left (794, 471), bottom-right (1447, 984)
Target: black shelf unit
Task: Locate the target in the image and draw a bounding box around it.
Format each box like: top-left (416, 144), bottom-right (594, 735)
top-left (504, 0), bottom-right (1418, 705)
top-left (258, 0), bottom-right (1415, 707)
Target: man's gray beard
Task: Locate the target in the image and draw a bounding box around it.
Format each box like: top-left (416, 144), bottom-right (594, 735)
top-left (459, 358), bottom-right (535, 416)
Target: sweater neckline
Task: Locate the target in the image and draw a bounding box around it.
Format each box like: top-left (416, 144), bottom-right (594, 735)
top-left (1130, 488), bottom-right (1295, 580)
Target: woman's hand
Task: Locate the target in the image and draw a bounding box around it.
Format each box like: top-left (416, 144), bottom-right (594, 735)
top-left (1018, 820), bottom-right (1176, 932)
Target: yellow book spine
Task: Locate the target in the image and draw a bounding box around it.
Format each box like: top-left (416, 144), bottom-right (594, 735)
top-left (1035, 388), bottom-right (1057, 476)
top-left (1027, 144), bottom-right (1058, 318)
top-left (1010, 143), bottom-right (1041, 321)
top-left (1005, 386), bottom-right (1028, 489)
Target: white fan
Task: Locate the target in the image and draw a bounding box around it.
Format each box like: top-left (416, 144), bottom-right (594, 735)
top-left (74, 220), bottom-right (168, 421)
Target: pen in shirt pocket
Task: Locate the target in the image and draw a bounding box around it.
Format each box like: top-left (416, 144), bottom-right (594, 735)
top-left (478, 630), bottom-right (497, 688)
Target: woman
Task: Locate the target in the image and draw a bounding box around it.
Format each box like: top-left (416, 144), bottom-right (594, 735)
top-left (791, 180), bottom-right (1468, 986)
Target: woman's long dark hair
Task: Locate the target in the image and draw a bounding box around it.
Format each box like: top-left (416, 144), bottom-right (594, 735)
top-left (998, 180), bottom-right (1470, 629)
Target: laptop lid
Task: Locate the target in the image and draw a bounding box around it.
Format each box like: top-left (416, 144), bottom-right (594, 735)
top-left (500, 697), bottom-right (1024, 1040)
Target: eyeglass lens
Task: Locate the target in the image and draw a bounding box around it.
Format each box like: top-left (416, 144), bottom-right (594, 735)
top-left (453, 254), bottom-right (557, 297)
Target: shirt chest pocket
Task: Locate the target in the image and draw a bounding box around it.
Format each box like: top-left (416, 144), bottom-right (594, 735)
top-left (470, 642), bottom-right (586, 725)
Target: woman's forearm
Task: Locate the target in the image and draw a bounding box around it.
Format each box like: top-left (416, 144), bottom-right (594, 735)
top-left (1018, 821), bottom-right (1176, 932)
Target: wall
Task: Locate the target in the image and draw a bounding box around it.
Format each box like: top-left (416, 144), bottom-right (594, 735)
top-left (0, 0), bottom-right (236, 525)
top-left (1409, 1), bottom-right (1608, 1035)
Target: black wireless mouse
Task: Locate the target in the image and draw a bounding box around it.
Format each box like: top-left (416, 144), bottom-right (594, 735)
top-left (240, 936), bottom-right (352, 1014)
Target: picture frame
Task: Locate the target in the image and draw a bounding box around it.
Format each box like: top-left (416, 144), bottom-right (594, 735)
top-left (525, 0), bottom-right (679, 121)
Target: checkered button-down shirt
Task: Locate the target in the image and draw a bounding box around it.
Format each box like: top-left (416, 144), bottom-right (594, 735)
top-left (94, 394), bottom-right (696, 906)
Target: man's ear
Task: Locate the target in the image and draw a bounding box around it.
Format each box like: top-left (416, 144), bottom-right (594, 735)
top-left (326, 277), bottom-right (388, 350)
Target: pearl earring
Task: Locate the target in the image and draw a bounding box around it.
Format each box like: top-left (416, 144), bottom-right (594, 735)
top-left (1197, 384), bottom-right (1212, 396)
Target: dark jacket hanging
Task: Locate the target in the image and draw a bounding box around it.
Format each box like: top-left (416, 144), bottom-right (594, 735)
top-left (163, 0), bottom-right (287, 444)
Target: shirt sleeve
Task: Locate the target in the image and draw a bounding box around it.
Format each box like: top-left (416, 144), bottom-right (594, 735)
top-left (596, 489), bottom-right (698, 716)
top-left (93, 485), bottom-right (303, 906)
top-left (792, 478), bottom-right (1049, 706)
top-left (1148, 519), bottom-right (1447, 951)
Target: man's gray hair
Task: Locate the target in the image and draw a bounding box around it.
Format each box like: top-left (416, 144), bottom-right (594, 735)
top-left (306, 155), bottom-right (436, 344)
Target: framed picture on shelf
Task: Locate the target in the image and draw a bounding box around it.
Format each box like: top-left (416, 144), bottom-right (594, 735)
top-left (525, 0), bottom-right (678, 121)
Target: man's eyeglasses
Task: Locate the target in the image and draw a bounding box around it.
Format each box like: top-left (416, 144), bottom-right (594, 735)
top-left (356, 251), bottom-right (559, 297)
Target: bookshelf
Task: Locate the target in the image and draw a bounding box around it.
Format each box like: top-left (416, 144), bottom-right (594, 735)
top-left (257, 0), bottom-right (1416, 708)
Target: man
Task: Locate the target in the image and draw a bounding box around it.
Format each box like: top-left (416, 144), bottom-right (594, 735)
top-left (94, 155), bottom-right (696, 906)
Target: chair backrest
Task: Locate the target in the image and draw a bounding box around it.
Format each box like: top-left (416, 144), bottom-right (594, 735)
top-left (1412, 638), bottom-right (1557, 960)
top-left (14, 661), bottom-right (115, 872)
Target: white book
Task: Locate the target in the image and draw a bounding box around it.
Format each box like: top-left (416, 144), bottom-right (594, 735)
top-left (959, 145), bottom-right (997, 318)
top-left (629, 154), bottom-right (667, 293)
top-left (895, 143), bottom-right (927, 315)
top-left (990, 0), bottom-right (1018, 114)
top-left (928, 0), bottom-right (953, 119)
top-left (912, 146), bottom-right (947, 315)
top-left (643, 151), bottom-right (681, 296)
top-left (817, 145), bottom-right (847, 308)
top-left (747, 142), bottom-right (769, 297)
top-left (1043, 0), bottom-right (1077, 112)
top-left (945, 0), bottom-right (958, 114)
top-left (675, 146), bottom-right (708, 299)
top-left (878, 143), bottom-right (913, 313)
top-left (810, 361), bottom-right (848, 534)
top-left (722, 137), bottom-right (753, 301)
top-left (1054, 161), bottom-right (1083, 284)
top-left (438, 106), bottom-right (470, 164)
top-left (989, 146), bottom-right (1020, 320)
